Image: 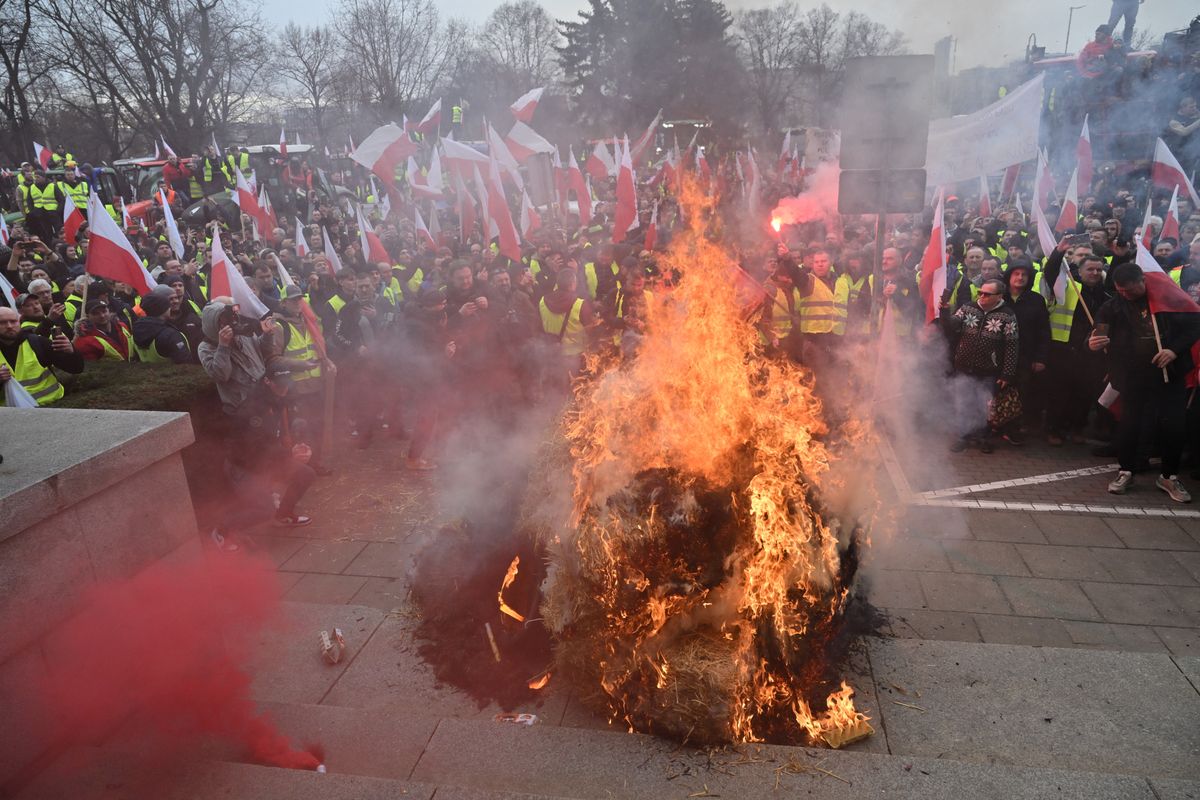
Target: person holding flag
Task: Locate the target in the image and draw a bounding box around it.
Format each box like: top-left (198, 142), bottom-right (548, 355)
top-left (1089, 244), bottom-right (1200, 501)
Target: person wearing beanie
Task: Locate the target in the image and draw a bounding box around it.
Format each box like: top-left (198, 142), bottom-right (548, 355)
top-left (131, 285), bottom-right (191, 364)
top-left (1000, 259), bottom-right (1050, 445)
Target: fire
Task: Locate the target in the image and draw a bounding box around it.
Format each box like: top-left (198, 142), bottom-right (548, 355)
top-left (538, 176), bottom-right (874, 745)
top-left (498, 556), bottom-right (525, 623)
top-left (770, 217), bottom-right (782, 233)
top-left (528, 672), bottom-right (552, 690)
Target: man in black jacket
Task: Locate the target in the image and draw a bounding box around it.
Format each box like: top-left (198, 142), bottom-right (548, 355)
top-left (131, 286), bottom-right (192, 364)
top-left (0, 306), bottom-right (84, 406)
top-left (1002, 259), bottom-right (1050, 444)
top-left (1090, 262), bottom-right (1200, 501)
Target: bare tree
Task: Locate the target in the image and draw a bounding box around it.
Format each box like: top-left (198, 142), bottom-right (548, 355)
top-left (277, 23), bottom-right (341, 141)
top-left (735, 2), bottom-right (804, 136)
top-left (480, 0), bottom-right (561, 90)
top-left (334, 0), bottom-right (458, 121)
top-left (0, 0), bottom-right (55, 161)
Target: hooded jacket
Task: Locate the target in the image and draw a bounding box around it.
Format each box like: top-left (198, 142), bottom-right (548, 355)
top-left (131, 314), bottom-right (192, 364)
top-left (197, 302), bottom-right (269, 414)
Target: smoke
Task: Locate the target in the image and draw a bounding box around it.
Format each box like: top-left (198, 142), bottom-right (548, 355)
top-left (34, 553), bottom-right (321, 771)
top-left (771, 161), bottom-right (841, 233)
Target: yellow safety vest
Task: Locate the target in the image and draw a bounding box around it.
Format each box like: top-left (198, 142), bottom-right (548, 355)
top-left (583, 261), bottom-right (619, 301)
top-left (832, 273), bottom-right (873, 336)
top-left (539, 297), bottom-right (585, 357)
top-left (770, 285), bottom-right (802, 339)
top-left (60, 180), bottom-right (89, 212)
top-left (1, 339), bottom-right (64, 405)
top-left (133, 335), bottom-right (169, 363)
top-left (63, 296), bottom-right (83, 324)
top-left (328, 295), bottom-right (347, 315)
top-left (797, 277), bottom-right (836, 334)
top-left (1170, 267), bottom-right (1183, 286)
top-left (283, 321), bottom-right (322, 384)
top-left (1048, 279), bottom-right (1083, 343)
top-left (613, 288), bottom-right (653, 343)
top-left (29, 183), bottom-right (60, 211)
top-left (94, 327), bottom-right (134, 361)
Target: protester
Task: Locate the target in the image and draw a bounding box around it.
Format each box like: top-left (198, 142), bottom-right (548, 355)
top-left (73, 299), bottom-right (134, 361)
top-left (0, 305), bottom-right (84, 406)
top-left (132, 285), bottom-right (192, 364)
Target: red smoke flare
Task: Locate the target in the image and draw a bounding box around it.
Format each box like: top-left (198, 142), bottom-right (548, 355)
top-left (34, 553), bottom-right (321, 771)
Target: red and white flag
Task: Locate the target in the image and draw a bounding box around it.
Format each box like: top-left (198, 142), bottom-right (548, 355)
top-left (347, 132), bottom-right (356, 155)
top-left (519, 189), bottom-right (542, 238)
top-left (567, 149), bottom-right (591, 226)
top-left (212, 131), bottom-right (221, 155)
top-left (1152, 138), bottom-right (1200, 208)
top-left (552, 149), bottom-right (569, 212)
top-left (160, 137), bottom-right (177, 159)
top-left (152, 139), bottom-right (161, 161)
top-left (744, 149), bottom-right (762, 216)
top-left (485, 156), bottom-right (522, 262)
top-left (1162, 185), bottom-right (1181, 244)
top-left (504, 121), bottom-right (555, 162)
top-left (441, 137), bottom-right (490, 176)
top-left (414, 205), bottom-right (437, 251)
top-left (85, 190), bottom-right (155, 296)
top-left (1137, 236), bottom-right (1200, 314)
top-left (644, 201), bottom-right (658, 252)
top-left (427, 203), bottom-right (441, 246)
top-left (978, 175), bottom-right (992, 217)
top-left (259, 184), bottom-right (278, 235)
top-left (1033, 201), bottom-right (1065, 304)
top-left (32, 141), bottom-right (51, 169)
top-left (233, 167), bottom-right (265, 228)
top-left (0, 213), bottom-right (9, 246)
top-left (356, 205), bottom-right (390, 264)
top-left (1000, 162), bottom-right (1021, 203)
top-left (1139, 197), bottom-right (1155, 249)
top-left (486, 121), bottom-right (524, 189)
top-left (454, 170), bottom-right (476, 241)
top-left (413, 99), bottom-right (441, 135)
top-left (0, 270), bottom-right (17, 308)
top-left (160, 189), bottom-right (185, 258)
top-left (472, 164), bottom-right (495, 239)
top-left (586, 141), bottom-right (615, 181)
top-left (294, 217), bottom-right (310, 257)
top-left (407, 156), bottom-right (442, 199)
top-left (630, 109), bottom-right (663, 165)
top-left (209, 228), bottom-right (270, 318)
top-left (120, 198), bottom-right (132, 231)
top-left (613, 136), bottom-right (638, 243)
top-left (1055, 166), bottom-right (1079, 234)
top-left (349, 123), bottom-right (419, 190)
top-left (1034, 149), bottom-right (1055, 210)
top-left (696, 148), bottom-right (711, 192)
top-left (1076, 115), bottom-right (1093, 196)
top-left (321, 227), bottom-right (343, 276)
top-left (423, 147), bottom-right (445, 196)
top-left (778, 131), bottom-right (792, 172)
top-left (509, 87), bottom-right (545, 123)
top-left (917, 188), bottom-right (948, 324)
top-left (62, 194), bottom-right (85, 246)
top-left (279, 126), bottom-right (288, 156)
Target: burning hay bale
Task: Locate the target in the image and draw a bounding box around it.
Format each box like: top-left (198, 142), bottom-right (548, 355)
top-left (531, 182), bottom-right (878, 746)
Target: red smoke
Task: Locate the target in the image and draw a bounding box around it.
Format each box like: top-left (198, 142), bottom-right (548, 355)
top-left (35, 553), bottom-right (321, 771)
top-left (770, 161), bottom-right (841, 230)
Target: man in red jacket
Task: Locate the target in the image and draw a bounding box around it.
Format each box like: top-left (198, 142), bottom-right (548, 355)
top-left (73, 299), bottom-right (133, 361)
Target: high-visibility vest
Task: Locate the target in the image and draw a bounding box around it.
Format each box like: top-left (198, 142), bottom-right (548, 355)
top-left (452, 105), bottom-right (463, 124)
top-left (612, 287), bottom-right (653, 344)
top-left (832, 273), bottom-right (873, 336)
top-left (60, 180), bottom-right (89, 212)
top-left (188, 175), bottom-right (202, 198)
top-left (328, 294), bottom-right (347, 315)
top-left (29, 183), bottom-right (60, 212)
top-left (282, 321), bottom-right (322, 384)
top-left (64, 296), bottom-right (83, 324)
top-left (769, 285), bottom-right (802, 338)
top-left (583, 261), bottom-right (618, 300)
top-left (1048, 279), bottom-right (1083, 342)
top-left (1170, 267), bottom-right (1183, 286)
top-left (0, 339), bottom-right (64, 405)
top-left (225, 153), bottom-right (249, 174)
top-left (133, 334), bottom-right (169, 363)
top-left (94, 326), bottom-right (134, 361)
top-left (539, 297), bottom-right (586, 357)
top-left (797, 277), bottom-right (836, 334)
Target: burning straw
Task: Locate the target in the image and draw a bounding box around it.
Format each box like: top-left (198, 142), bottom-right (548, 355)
top-left (532, 178), bottom-right (875, 745)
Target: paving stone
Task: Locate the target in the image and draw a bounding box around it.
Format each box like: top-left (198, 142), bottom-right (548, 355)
top-left (870, 536), bottom-right (952, 572)
top-left (867, 638), bottom-right (1200, 780)
top-left (1031, 515), bottom-right (1125, 547)
top-left (1089, 549), bottom-right (1198, 586)
top-left (965, 510), bottom-right (1048, 543)
top-left (1064, 621), bottom-right (1169, 653)
top-left (248, 533), bottom-right (310, 567)
top-left (1080, 582), bottom-right (1195, 627)
top-left (279, 540), bottom-right (369, 574)
top-left (1016, 544), bottom-right (1113, 581)
top-left (1161, 586), bottom-right (1200, 626)
top-left (1154, 626), bottom-right (1200, 658)
top-left (348, 576), bottom-right (410, 611)
top-left (919, 573), bottom-right (1012, 615)
top-left (1174, 551), bottom-right (1200, 583)
top-left (899, 506), bottom-right (973, 539)
top-left (996, 576), bottom-right (1102, 621)
top-left (1174, 656), bottom-right (1200, 694)
top-left (1105, 518), bottom-right (1200, 551)
top-left (882, 608), bottom-right (982, 642)
top-left (342, 542), bottom-right (408, 579)
top-left (942, 541), bottom-right (1030, 576)
top-left (972, 614), bottom-right (1074, 647)
top-left (1150, 777), bottom-right (1200, 800)
top-left (862, 569), bottom-right (925, 609)
top-left (284, 574), bottom-right (370, 605)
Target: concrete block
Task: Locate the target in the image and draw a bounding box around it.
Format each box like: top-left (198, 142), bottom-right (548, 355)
top-left (919, 573), bottom-right (1012, 615)
top-left (942, 541), bottom-right (1030, 576)
top-left (1161, 586), bottom-right (1200, 625)
top-left (863, 569), bottom-right (926, 609)
top-left (0, 643), bottom-right (56, 787)
top-left (884, 609), bottom-right (982, 642)
top-left (1030, 514), bottom-right (1124, 547)
top-left (1090, 548), bottom-right (1197, 586)
top-left (346, 577), bottom-right (409, 611)
top-left (1016, 544), bottom-right (1112, 581)
top-left (1064, 621), bottom-right (1168, 653)
top-left (343, 542), bottom-right (408, 578)
top-left (996, 577), bottom-right (1102, 621)
top-left (284, 574), bottom-right (370, 605)
top-left (870, 536), bottom-right (952, 572)
top-left (1106, 518), bottom-right (1198, 551)
top-left (1080, 582), bottom-right (1194, 626)
top-left (966, 511), bottom-right (1047, 543)
top-left (1155, 627), bottom-right (1200, 658)
top-left (280, 540), bottom-right (369, 574)
top-left (867, 638), bottom-right (1200, 779)
top-left (973, 614), bottom-right (1073, 647)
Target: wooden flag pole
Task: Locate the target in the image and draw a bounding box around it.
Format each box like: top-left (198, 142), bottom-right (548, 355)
top-left (1151, 313), bottom-right (1169, 384)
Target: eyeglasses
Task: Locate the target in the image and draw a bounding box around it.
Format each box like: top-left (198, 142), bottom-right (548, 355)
top-left (978, 290), bottom-right (1001, 297)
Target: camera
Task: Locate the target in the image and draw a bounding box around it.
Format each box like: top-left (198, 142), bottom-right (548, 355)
top-left (218, 305), bottom-right (260, 337)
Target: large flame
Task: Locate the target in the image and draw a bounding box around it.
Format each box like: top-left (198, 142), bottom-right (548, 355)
top-left (540, 178), bottom-right (872, 745)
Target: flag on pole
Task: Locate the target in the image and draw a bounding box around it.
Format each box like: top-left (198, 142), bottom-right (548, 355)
top-left (1000, 162), bottom-right (1021, 203)
top-left (62, 194), bottom-right (85, 246)
top-left (0, 270), bottom-right (17, 308)
top-left (586, 141), bottom-right (615, 181)
top-left (407, 156), bottom-right (442, 199)
top-left (279, 126), bottom-right (288, 156)
top-left (696, 147), bottom-right (711, 192)
top-left (85, 190), bottom-right (155, 296)
top-left (153, 139), bottom-right (161, 161)
top-left (233, 167), bottom-right (264, 229)
top-left (978, 174), bottom-right (992, 218)
top-left (0, 213), bottom-right (9, 246)
top-left (321, 227), bottom-right (343, 276)
top-left (425, 147), bottom-right (444, 196)
top-left (160, 189), bottom-right (185, 258)
top-left (440, 137), bottom-right (490, 175)
top-left (1055, 166), bottom-right (1080, 234)
top-left (1032, 202), bottom-right (1065, 303)
top-left (917, 188), bottom-right (948, 324)
top-left (630, 109), bottom-right (664, 165)
top-left (33, 142), bottom-right (51, 169)
top-left (160, 137), bottom-right (177, 159)
top-left (471, 164), bottom-right (494, 239)
top-left (427, 203), bottom-right (441, 246)
top-left (613, 136), bottom-right (638, 243)
top-left (1162, 185), bottom-right (1181, 244)
top-left (504, 121), bottom-right (555, 162)
top-left (1034, 149), bottom-right (1055, 210)
top-left (454, 170), bottom-right (476, 242)
top-left (484, 155), bottom-right (522, 262)
top-left (347, 132), bottom-right (356, 155)
top-left (1151, 138), bottom-right (1200, 207)
top-left (519, 189), bottom-right (542, 238)
top-left (567, 149), bottom-right (591, 226)
top-left (1014, 192), bottom-right (1025, 219)
top-left (1076, 115), bottom-right (1093, 196)
top-left (509, 87), bottom-right (545, 122)
top-left (349, 123), bottom-right (419, 191)
top-left (212, 131), bottom-right (221, 155)
top-left (356, 205), bottom-right (390, 263)
top-left (1136, 236), bottom-right (1200, 314)
top-left (209, 228), bottom-right (270, 318)
top-left (414, 206), bottom-right (437, 251)
top-left (258, 184), bottom-right (278, 234)
top-left (485, 121), bottom-right (524, 189)
top-left (1139, 197), bottom-right (1155, 249)
top-left (294, 217), bottom-right (310, 257)
top-left (414, 99), bottom-right (442, 135)
top-left (120, 198), bottom-right (132, 231)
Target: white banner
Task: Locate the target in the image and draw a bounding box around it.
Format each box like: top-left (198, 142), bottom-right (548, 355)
top-left (925, 74), bottom-right (1044, 187)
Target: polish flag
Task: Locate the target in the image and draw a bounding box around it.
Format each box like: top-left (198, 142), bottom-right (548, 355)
top-left (153, 139), bottom-right (161, 161)
top-left (486, 121), bottom-right (524, 189)
top-left (1055, 166), bottom-right (1080, 234)
top-left (586, 141), bottom-right (615, 181)
top-left (1032, 202), bottom-right (1064, 304)
top-left (1162, 185), bottom-right (1181, 244)
top-left (33, 141), bottom-right (52, 169)
top-left (408, 156), bottom-right (442, 199)
top-left (1034, 149), bottom-right (1055, 210)
top-left (613, 136), bottom-right (638, 243)
top-left (279, 126), bottom-right (288, 156)
top-left (1076, 115), bottom-right (1093, 196)
top-left (427, 204), bottom-right (441, 246)
top-left (212, 131), bottom-right (221, 155)
top-left (413, 99), bottom-right (441, 135)
top-left (630, 108), bottom-right (663, 165)
top-left (321, 227), bottom-right (343, 275)
top-left (778, 131), bottom-right (792, 172)
top-left (978, 174), bottom-right (992, 218)
top-left (347, 132), bottom-right (356, 155)
top-left (356, 205), bottom-right (389, 264)
top-left (552, 150), bottom-right (569, 212)
top-left (644, 201), bottom-right (658, 252)
top-left (259, 185), bottom-right (279, 235)
top-left (1137, 236), bottom-right (1200, 314)
top-left (744, 149), bottom-right (762, 216)
top-left (485, 155), bottom-right (522, 262)
top-left (917, 188), bottom-right (948, 324)
top-left (1000, 163), bottom-right (1021, 203)
top-left (85, 190), bottom-right (155, 296)
top-left (567, 149), bottom-right (591, 226)
top-left (294, 217), bottom-right (310, 257)
top-left (0, 213), bottom-right (9, 246)
top-left (209, 228), bottom-right (270, 318)
top-left (120, 198), bottom-right (132, 231)
top-left (349, 123), bottom-right (419, 190)
top-left (62, 194), bottom-right (85, 246)
top-left (1014, 192), bottom-right (1025, 219)
top-left (233, 167), bottom-right (264, 227)
top-left (270, 253), bottom-right (327, 357)
top-left (414, 205), bottom-right (437, 251)
top-left (472, 164), bottom-right (494, 240)
top-left (505, 121), bottom-right (555, 162)
top-left (1139, 197), bottom-right (1155, 249)
top-left (519, 189), bottom-right (541, 238)
top-left (0, 270), bottom-right (17, 308)
top-left (509, 87), bottom-right (545, 123)
top-left (1151, 138), bottom-right (1200, 208)
top-left (160, 189), bottom-right (185, 258)
top-left (441, 137), bottom-right (490, 175)
top-left (454, 170), bottom-right (476, 241)
top-left (160, 137), bottom-right (177, 159)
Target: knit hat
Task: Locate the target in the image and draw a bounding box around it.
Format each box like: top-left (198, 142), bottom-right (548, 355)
top-left (140, 285), bottom-right (175, 316)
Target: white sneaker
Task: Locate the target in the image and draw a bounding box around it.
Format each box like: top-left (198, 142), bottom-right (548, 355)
top-left (1107, 471), bottom-right (1133, 494)
top-left (1156, 475), bottom-right (1192, 503)
top-left (209, 528), bottom-right (240, 552)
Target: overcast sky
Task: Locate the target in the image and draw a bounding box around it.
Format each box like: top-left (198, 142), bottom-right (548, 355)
top-left (259, 0), bottom-right (1195, 71)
